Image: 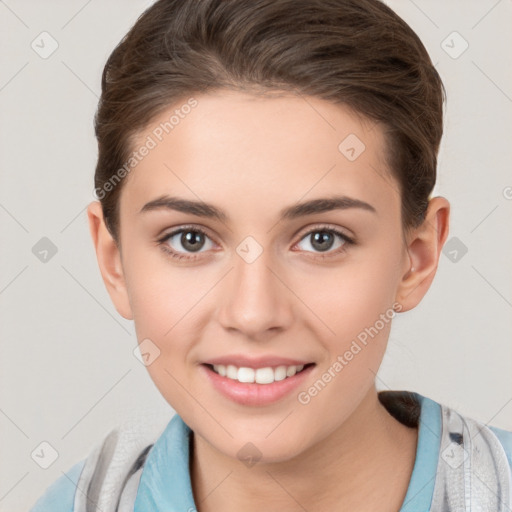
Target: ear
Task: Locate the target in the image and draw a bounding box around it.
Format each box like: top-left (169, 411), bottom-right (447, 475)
top-left (395, 196), bottom-right (450, 312)
top-left (86, 201), bottom-right (133, 320)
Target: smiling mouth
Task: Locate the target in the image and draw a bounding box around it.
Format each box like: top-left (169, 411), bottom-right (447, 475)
top-left (203, 362), bottom-right (315, 385)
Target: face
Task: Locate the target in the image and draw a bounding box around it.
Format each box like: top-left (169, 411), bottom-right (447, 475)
top-left (112, 90), bottom-right (411, 462)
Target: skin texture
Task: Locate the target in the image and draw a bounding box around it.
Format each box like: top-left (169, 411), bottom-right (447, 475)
top-left (87, 90), bottom-right (450, 511)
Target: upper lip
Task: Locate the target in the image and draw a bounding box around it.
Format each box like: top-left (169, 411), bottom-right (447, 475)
top-left (203, 355), bottom-right (314, 368)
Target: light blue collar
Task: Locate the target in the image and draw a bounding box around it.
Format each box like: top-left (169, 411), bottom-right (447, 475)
top-left (134, 391), bottom-right (440, 511)
top-left (134, 413), bottom-right (196, 511)
top-left (399, 392), bottom-right (441, 512)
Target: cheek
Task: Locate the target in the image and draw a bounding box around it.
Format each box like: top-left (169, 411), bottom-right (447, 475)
top-left (306, 255), bottom-right (399, 342)
top-left (124, 245), bottom-right (205, 333)
top-left (294, 266), bottom-right (398, 429)
top-left (125, 258), bottom-right (200, 412)
top-left (124, 249), bottom-right (215, 386)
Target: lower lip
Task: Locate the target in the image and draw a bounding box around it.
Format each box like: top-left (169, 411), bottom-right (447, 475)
top-left (200, 364), bottom-right (315, 406)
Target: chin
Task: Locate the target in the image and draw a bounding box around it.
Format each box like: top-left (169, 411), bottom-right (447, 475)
top-left (214, 432), bottom-right (308, 466)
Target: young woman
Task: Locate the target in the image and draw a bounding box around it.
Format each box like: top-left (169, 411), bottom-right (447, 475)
top-left (30, 0), bottom-right (512, 511)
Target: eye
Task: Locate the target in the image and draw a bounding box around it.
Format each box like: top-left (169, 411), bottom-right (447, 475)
top-left (157, 224), bottom-right (355, 262)
top-left (294, 225), bottom-right (354, 258)
top-left (157, 225), bottom-right (215, 261)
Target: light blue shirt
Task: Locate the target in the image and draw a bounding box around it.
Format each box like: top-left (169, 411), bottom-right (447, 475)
top-left (29, 391), bottom-right (512, 511)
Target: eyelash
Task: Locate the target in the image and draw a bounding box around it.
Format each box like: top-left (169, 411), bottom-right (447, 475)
top-left (156, 224), bottom-right (355, 262)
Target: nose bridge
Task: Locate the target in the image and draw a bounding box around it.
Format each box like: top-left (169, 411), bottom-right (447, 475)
top-left (217, 240), bottom-right (293, 337)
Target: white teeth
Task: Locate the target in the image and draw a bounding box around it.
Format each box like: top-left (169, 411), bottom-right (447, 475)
top-left (274, 366), bottom-right (287, 381)
top-left (286, 366), bottom-right (297, 377)
top-left (255, 367), bottom-right (274, 384)
top-left (226, 364), bottom-right (238, 379)
top-left (211, 363), bottom-right (308, 384)
top-left (237, 367), bottom-right (255, 383)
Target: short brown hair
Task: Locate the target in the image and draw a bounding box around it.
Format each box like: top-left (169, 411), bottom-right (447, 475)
top-left (94, 0), bottom-right (446, 245)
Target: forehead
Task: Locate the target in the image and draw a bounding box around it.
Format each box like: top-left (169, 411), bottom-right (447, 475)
top-left (121, 90), bottom-right (400, 224)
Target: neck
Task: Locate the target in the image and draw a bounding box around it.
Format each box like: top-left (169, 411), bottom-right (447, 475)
top-left (190, 385), bottom-right (418, 512)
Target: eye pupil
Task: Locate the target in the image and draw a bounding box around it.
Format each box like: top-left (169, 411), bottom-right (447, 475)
top-left (311, 231), bottom-right (334, 252)
top-left (182, 231), bottom-right (204, 252)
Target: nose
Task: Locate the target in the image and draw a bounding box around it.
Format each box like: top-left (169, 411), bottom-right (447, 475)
top-left (217, 247), bottom-right (294, 340)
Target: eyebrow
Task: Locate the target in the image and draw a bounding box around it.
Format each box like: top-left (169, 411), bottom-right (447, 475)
top-left (139, 194), bottom-right (376, 221)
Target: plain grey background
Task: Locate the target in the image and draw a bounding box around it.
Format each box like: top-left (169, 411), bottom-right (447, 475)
top-left (1, 0), bottom-right (511, 510)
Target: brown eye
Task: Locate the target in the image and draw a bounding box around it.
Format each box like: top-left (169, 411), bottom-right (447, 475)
top-left (158, 226), bottom-right (215, 260)
top-left (177, 230), bottom-right (206, 252)
top-left (295, 226), bottom-right (354, 258)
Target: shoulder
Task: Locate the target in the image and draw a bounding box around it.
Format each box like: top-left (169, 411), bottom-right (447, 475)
top-left (28, 459), bottom-right (86, 512)
top-left (431, 394), bottom-right (512, 471)
top-left (489, 424), bottom-right (512, 469)
top-left (409, 391), bottom-right (512, 473)
top-left (28, 412), bottom-right (171, 512)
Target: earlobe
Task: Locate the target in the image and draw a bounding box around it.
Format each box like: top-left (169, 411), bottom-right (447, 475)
top-left (395, 197), bottom-right (450, 312)
top-left (86, 201), bottom-right (134, 320)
